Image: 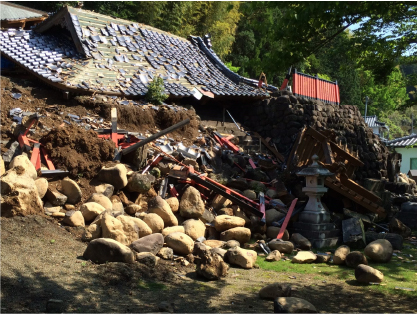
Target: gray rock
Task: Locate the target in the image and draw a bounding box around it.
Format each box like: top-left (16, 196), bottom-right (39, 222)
top-left (389, 218), bottom-right (411, 238)
top-left (268, 240), bottom-right (294, 254)
top-left (245, 168), bottom-right (269, 182)
top-left (194, 242), bottom-right (210, 258)
top-left (130, 233), bottom-right (164, 254)
top-left (226, 178), bottom-right (249, 191)
top-left (242, 189), bottom-right (257, 200)
top-left (157, 247), bottom-right (174, 260)
top-left (210, 247), bottom-right (227, 260)
top-left (266, 209), bottom-right (285, 226)
top-left (355, 264), bottom-right (384, 283)
top-left (126, 173), bottom-right (152, 193)
top-left (259, 283), bottom-right (291, 300)
top-left (346, 251), bottom-right (368, 268)
top-left (196, 249), bottom-right (229, 280)
top-left (95, 183), bottom-right (114, 198)
top-left (83, 238), bottom-right (135, 264)
top-left (61, 177), bottom-right (82, 204)
top-left (158, 301), bottom-right (174, 313)
top-left (136, 252), bottom-right (159, 267)
top-left (267, 226), bottom-right (289, 241)
top-left (46, 188), bottom-right (67, 206)
top-left (97, 164), bottom-right (128, 190)
top-left (290, 233), bottom-right (311, 250)
top-left (274, 297), bottom-right (317, 313)
top-left (200, 208), bottom-right (215, 223)
top-left (266, 189), bottom-right (280, 199)
top-left (266, 250), bottom-right (282, 262)
top-left (46, 299), bottom-right (66, 313)
top-left (365, 231), bottom-right (403, 250)
top-left (314, 253), bottom-right (331, 263)
top-left (225, 240), bottom-right (240, 249)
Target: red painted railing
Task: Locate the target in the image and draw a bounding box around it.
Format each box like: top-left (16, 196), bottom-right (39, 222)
top-left (292, 69), bottom-right (340, 105)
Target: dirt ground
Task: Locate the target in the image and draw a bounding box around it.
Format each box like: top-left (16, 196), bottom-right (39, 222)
top-left (1, 215), bottom-right (416, 313)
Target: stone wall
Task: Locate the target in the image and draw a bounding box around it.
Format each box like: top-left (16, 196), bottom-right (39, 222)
top-left (236, 92), bottom-right (390, 181)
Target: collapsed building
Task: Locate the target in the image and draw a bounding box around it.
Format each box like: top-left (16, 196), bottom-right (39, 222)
top-left (1, 5), bottom-right (416, 275)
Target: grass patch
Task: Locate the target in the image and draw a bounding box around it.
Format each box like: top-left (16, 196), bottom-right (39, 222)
top-left (256, 243), bottom-right (417, 297)
top-left (137, 280), bottom-right (167, 291)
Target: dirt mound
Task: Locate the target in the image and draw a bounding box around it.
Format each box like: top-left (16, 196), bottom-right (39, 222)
top-left (40, 125), bottom-right (115, 178)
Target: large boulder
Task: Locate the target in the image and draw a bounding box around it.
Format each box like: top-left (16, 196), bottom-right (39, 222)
top-left (266, 209), bottom-right (285, 226)
top-left (162, 226), bottom-right (185, 237)
top-left (130, 233), bottom-right (164, 254)
top-left (62, 210), bottom-right (85, 227)
top-left (82, 224), bottom-right (101, 242)
top-left (45, 188), bottom-right (67, 206)
top-left (165, 232), bottom-right (194, 255)
top-left (266, 227), bottom-right (289, 241)
top-left (183, 219), bottom-right (206, 240)
top-left (292, 251), bottom-right (317, 264)
top-left (83, 238), bottom-right (135, 264)
top-left (274, 297), bottom-right (317, 313)
top-left (148, 196), bottom-right (178, 227)
top-left (143, 213), bottom-right (164, 233)
top-left (9, 155), bottom-right (36, 179)
top-left (179, 186), bottom-right (205, 218)
top-left (87, 193), bottom-right (112, 211)
top-left (346, 251), bottom-right (368, 268)
top-left (226, 247), bottom-right (258, 269)
top-left (101, 214), bottom-right (129, 245)
top-left (126, 173), bottom-right (152, 193)
top-left (61, 177), bottom-right (82, 204)
top-left (355, 264), bottom-right (384, 283)
top-left (333, 245), bottom-right (350, 265)
top-left (165, 197), bottom-right (179, 213)
top-left (214, 215), bottom-right (246, 232)
top-left (364, 239), bottom-right (393, 263)
top-left (268, 240), bottom-right (294, 254)
top-left (290, 233), bottom-right (311, 250)
top-left (116, 215), bottom-right (143, 244)
top-left (96, 164), bottom-right (128, 190)
top-left (1, 166), bottom-right (43, 217)
top-left (220, 227), bottom-right (251, 244)
top-left (196, 250), bottom-right (229, 280)
top-left (157, 247), bottom-right (174, 260)
top-left (34, 178), bottom-right (48, 198)
top-left (80, 202), bottom-right (106, 222)
top-left (118, 215), bottom-right (152, 238)
top-left (259, 283), bottom-right (291, 300)
top-left (242, 189), bottom-right (257, 200)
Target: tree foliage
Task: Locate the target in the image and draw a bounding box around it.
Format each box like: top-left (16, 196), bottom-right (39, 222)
top-left (145, 76), bottom-right (168, 106)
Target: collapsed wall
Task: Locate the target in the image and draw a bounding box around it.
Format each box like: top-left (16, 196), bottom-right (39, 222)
top-left (237, 92), bottom-right (390, 181)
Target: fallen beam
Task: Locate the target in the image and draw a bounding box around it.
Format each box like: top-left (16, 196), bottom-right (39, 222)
top-left (121, 118), bottom-right (190, 155)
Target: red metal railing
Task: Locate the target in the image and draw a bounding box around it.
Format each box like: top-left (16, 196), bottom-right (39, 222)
top-left (292, 69), bottom-right (340, 105)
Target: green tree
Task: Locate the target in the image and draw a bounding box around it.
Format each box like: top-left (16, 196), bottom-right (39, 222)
top-left (145, 76), bottom-right (168, 105)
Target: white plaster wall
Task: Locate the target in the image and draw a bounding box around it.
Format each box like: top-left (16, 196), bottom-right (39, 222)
top-left (372, 126), bottom-right (379, 135)
top-left (395, 147), bottom-right (417, 175)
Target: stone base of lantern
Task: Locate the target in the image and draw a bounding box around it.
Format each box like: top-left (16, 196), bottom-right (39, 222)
top-left (289, 222), bottom-right (341, 248)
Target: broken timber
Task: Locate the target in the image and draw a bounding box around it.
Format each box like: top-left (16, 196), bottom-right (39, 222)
top-left (121, 118), bottom-right (190, 155)
top-left (288, 126), bottom-right (386, 218)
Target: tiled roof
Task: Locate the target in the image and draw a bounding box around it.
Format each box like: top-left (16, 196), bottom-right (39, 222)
top-left (363, 115), bottom-right (388, 130)
top-left (0, 6), bottom-right (269, 99)
top-left (387, 133), bottom-right (417, 147)
top-left (0, 2), bottom-right (48, 21)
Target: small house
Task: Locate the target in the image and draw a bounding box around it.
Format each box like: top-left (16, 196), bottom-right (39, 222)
top-left (387, 133), bottom-right (417, 176)
top-left (363, 115), bottom-right (389, 139)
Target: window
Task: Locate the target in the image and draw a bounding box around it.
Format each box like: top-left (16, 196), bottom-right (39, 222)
top-left (411, 158), bottom-right (417, 170)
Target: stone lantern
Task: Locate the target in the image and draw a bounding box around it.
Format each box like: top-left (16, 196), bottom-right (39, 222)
top-left (296, 154), bottom-right (333, 224)
top-left (291, 154), bottom-right (341, 248)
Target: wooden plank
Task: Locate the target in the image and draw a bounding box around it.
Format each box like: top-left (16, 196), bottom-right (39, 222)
top-left (322, 141), bottom-right (334, 164)
top-left (254, 132), bottom-right (284, 162)
top-left (286, 127), bottom-right (305, 169)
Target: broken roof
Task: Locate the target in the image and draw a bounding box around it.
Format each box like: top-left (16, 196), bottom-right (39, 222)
top-left (0, 5), bottom-right (269, 99)
top-left (387, 133), bottom-right (417, 148)
top-left (0, 2), bottom-right (48, 21)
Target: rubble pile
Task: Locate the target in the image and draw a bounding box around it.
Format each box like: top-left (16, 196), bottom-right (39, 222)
top-left (239, 92), bottom-right (390, 181)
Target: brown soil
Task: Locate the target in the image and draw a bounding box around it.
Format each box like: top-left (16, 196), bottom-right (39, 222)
top-left (1, 215), bottom-right (416, 313)
top-left (39, 125), bottom-right (115, 179)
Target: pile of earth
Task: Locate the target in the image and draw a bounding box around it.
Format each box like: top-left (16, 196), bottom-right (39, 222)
top-left (40, 125), bottom-right (115, 179)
